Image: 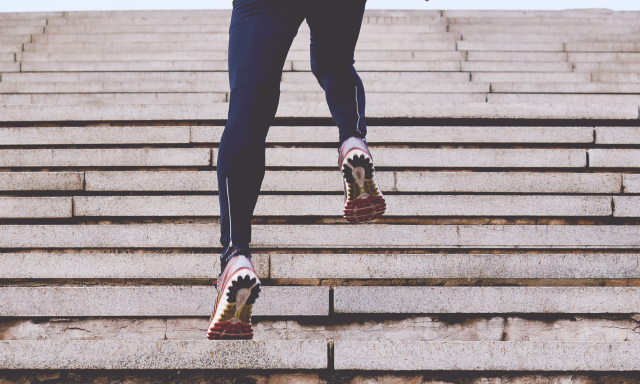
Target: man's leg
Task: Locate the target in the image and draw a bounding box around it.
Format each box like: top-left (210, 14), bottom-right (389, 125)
top-left (217, 0), bottom-right (304, 267)
top-left (209, 0), bottom-right (305, 340)
top-left (305, 0), bottom-right (368, 145)
top-left (305, 1), bottom-right (386, 223)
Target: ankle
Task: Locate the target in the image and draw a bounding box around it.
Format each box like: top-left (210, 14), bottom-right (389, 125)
top-left (220, 246), bottom-right (251, 272)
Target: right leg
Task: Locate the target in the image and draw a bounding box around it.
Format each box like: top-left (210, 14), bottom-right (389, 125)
top-left (210, 0), bottom-right (304, 340)
top-left (217, 0), bottom-right (305, 266)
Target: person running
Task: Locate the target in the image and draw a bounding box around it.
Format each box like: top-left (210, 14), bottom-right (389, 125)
top-left (207, 0), bottom-right (386, 340)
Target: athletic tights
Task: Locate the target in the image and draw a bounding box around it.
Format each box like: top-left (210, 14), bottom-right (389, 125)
top-left (217, 0), bottom-right (368, 260)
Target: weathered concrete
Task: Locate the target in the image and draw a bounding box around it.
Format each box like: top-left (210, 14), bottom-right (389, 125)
top-left (0, 126), bottom-right (190, 145)
top-left (462, 62), bottom-right (571, 72)
top-left (457, 42), bottom-right (564, 51)
top-left (73, 196), bottom-right (218, 216)
top-left (2, 224), bottom-right (640, 248)
top-left (0, 224), bottom-right (215, 248)
top-left (0, 253), bottom-right (269, 279)
top-left (0, 197), bottom-right (72, 218)
top-left (21, 60), bottom-right (250, 72)
top-left (3, 102), bottom-right (634, 121)
top-left (0, 286), bottom-right (329, 316)
top-left (472, 72), bottom-right (591, 83)
top-left (33, 32), bottom-right (237, 43)
top-left (613, 196), bottom-right (640, 217)
top-left (452, 25), bottom-right (640, 34)
top-left (3, 316), bottom-right (640, 343)
top-left (488, 93), bottom-right (640, 105)
top-left (462, 32), bottom-right (640, 43)
top-left (0, 44), bottom-right (25, 53)
top-left (573, 62), bottom-right (640, 72)
top-left (0, 19), bottom-right (47, 27)
top-left (0, 340), bottom-right (327, 369)
top-left (73, 195), bottom-right (612, 217)
top-left (491, 83), bottom-right (640, 94)
top-left (0, 92), bottom-right (227, 105)
top-left (0, 62), bottom-right (19, 72)
top-left (386, 172), bottom-right (621, 193)
top-left (568, 52), bottom-right (640, 62)
top-left (383, 195), bottom-right (611, 216)
top-left (0, 172), bottom-right (83, 191)
top-left (270, 253), bottom-right (640, 279)
top-left (567, 42), bottom-right (640, 52)
top-left (333, 287), bottom-right (640, 314)
top-left (504, 317), bottom-right (640, 342)
top-left (1, 71), bottom-right (229, 82)
top-left (334, 341), bottom-right (640, 370)
top-left (0, 52), bottom-right (15, 61)
top-left (0, 104), bottom-right (227, 122)
top-left (0, 316), bottom-right (506, 342)
top-left (593, 72), bottom-right (640, 83)
top-left (467, 51), bottom-right (568, 62)
top-left (444, 9), bottom-right (640, 17)
top-left (22, 50), bottom-right (228, 61)
top-left (193, 126), bottom-right (594, 144)
top-left (596, 127), bottom-right (640, 144)
top-left (82, 170), bottom-right (622, 193)
top-left (0, 148), bottom-right (210, 167)
top-left (85, 171), bottom-right (216, 191)
top-left (212, 148), bottom-right (587, 168)
top-left (623, 174), bottom-right (640, 193)
top-left (0, 80), bottom-right (231, 93)
top-left (589, 149), bottom-right (640, 168)
top-left (0, 26), bottom-right (44, 35)
top-left (248, 225), bottom-right (640, 249)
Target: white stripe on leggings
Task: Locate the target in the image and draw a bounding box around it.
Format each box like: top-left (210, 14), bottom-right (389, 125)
top-left (355, 86), bottom-right (362, 136)
top-left (226, 177), bottom-right (233, 246)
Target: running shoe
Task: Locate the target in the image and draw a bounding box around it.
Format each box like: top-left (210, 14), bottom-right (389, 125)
top-left (207, 249), bottom-right (261, 340)
top-left (339, 136), bottom-right (386, 223)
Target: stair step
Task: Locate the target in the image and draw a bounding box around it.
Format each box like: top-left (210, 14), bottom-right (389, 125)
top-left (589, 149), bottom-right (640, 168)
top-left (5, 252), bottom-right (640, 280)
top-left (334, 341), bottom-right (640, 370)
top-left (270, 253), bottom-right (640, 279)
top-left (0, 253), bottom-right (269, 279)
top-left (0, 172), bottom-right (84, 191)
top-left (624, 175), bottom-right (640, 192)
top-left (0, 286), bottom-right (329, 316)
top-left (0, 148), bottom-right (210, 167)
top-left (0, 340), bottom-right (327, 369)
top-left (80, 171), bottom-right (621, 193)
top-left (214, 148), bottom-right (588, 168)
top-left (334, 286), bottom-right (640, 314)
top-left (63, 195), bottom-right (614, 218)
top-left (1, 224), bottom-right (639, 248)
top-left (2, 102), bottom-right (638, 122)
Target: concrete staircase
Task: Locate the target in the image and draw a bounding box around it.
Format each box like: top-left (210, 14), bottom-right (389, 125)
top-left (1, 8), bottom-right (640, 383)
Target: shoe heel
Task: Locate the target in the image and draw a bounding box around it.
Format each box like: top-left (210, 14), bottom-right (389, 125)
top-left (207, 277), bottom-right (261, 340)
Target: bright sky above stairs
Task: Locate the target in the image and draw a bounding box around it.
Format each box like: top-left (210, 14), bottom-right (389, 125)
top-left (1, 0), bottom-right (639, 12)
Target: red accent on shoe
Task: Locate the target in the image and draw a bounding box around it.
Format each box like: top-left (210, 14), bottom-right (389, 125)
top-left (207, 321), bottom-right (254, 340)
top-left (343, 195), bottom-right (386, 223)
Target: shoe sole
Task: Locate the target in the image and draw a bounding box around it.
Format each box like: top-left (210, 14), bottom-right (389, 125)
top-left (207, 269), bottom-right (261, 340)
top-left (341, 150), bottom-right (386, 223)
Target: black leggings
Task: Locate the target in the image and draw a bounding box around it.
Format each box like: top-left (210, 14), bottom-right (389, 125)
top-left (217, 0), bottom-right (368, 255)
